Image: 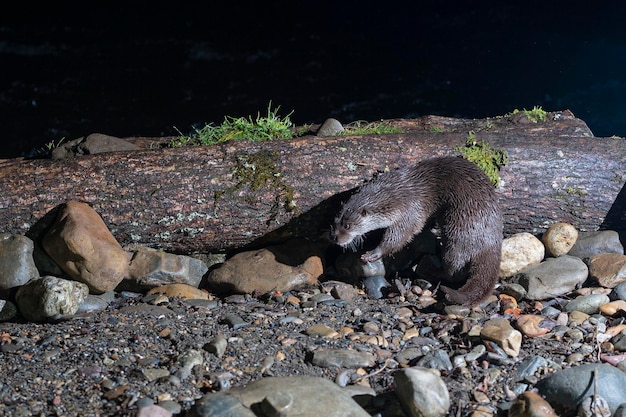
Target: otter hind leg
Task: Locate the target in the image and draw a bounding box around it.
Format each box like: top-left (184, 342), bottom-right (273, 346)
top-left (441, 243), bottom-right (501, 306)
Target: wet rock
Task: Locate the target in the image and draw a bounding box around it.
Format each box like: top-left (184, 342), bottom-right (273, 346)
top-left (310, 349), bottom-right (376, 368)
top-left (394, 367), bottom-right (450, 417)
top-left (0, 233), bottom-right (39, 290)
top-left (568, 230), bottom-right (624, 259)
top-left (564, 293), bottom-right (611, 314)
top-left (42, 201), bottom-right (128, 293)
top-left (542, 222), bottom-right (578, 257)
top-left (317, 118), bottom-right (344, 136)
top-left (535, 363), bottom-right (626, 415)
top-left (190, 376), bottom-right (370, 417)
top-left (15, 276), bottom-right (89, 322)
top-left (124, 246), bottom-right (208, 290)
top-left (51, 133), bottom-right (140, 159)
top-left (588, 253), bottom-right (626, 288)
top-left (511, 255), bottom-right (588, 300)
top-left (207, 239), bottom-right (322, 294)
top-left (500, 233), bottom-right (545, 278)
top-left (508, 391), bottom-right (558, 417)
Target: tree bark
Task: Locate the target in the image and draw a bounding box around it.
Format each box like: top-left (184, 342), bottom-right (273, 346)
top-left (1, 110), bottom-right (624, 254)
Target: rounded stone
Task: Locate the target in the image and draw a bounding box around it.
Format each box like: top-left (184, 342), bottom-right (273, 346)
top-left (542, 222), bottom-right (578, 257)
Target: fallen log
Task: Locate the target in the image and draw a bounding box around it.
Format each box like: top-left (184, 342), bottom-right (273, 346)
top-left (0, 110), bottom-right (624, 254)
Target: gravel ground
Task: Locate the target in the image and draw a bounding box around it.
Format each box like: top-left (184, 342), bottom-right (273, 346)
top-left (0, 277), bottom-right (605, 417)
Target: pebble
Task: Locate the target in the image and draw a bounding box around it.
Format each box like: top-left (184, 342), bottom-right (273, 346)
top-left (310, 349), bottom-right (376, 368)
top-left (416, 349), bottom-right (453, 372)
top-left (480, 319), bottom-right (522, 357)
top-left (542, 222), bottom-right (578, 257)
top-left (221, 314), bottom-right (249, 330)
top-left (305, 323), bottom-right (339, 338)
top-left (204, 335), bottom-right (228, 358)
top-left (515, 314), bottom-right (555, 337)
top-left (394, 367), bottom-right (450, 417)
top-left (508, 391), bottom-right (557, 417)
top-left (564, 293), bottom-right (611, 314)
top-left (317, 117), bottom-right (345, 136)
top-left (598, 300), bottom-right (626, 316)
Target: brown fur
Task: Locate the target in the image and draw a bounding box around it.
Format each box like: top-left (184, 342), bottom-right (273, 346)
top-left (333, 156), bottom-right (503, 306)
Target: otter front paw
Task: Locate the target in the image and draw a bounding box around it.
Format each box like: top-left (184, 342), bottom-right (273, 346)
top-left (441, 286), bottom-right (471, 306)
top-left (361, 248), bottom-right (383, 263)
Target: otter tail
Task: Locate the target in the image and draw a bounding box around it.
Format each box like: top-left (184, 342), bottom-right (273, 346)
top-left (441, 243), bottom-right (501, 306)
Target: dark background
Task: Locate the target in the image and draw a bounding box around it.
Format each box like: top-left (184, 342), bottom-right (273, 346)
top-left (3, 1), bottom-right (626, 158)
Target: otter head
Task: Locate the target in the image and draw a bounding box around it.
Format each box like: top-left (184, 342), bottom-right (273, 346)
top-left (333, 206), bottom-right (368, 248)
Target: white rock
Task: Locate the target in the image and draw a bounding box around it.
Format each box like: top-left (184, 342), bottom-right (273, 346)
top-left (15, 276), bottom-right (89, 322)
top-left (500, 233), bottom-right (545, 278)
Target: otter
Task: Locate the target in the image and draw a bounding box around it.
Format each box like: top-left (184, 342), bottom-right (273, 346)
top-left (333, 156), bottom-right (503, 306)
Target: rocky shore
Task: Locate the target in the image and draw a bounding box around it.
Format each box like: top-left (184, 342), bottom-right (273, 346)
top-left (1, 197), bottom-right (626, 416)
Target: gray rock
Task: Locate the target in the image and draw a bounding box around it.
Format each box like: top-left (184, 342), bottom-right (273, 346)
top-left (416, 349), bottom-right (453, 372)
top-left (335, 252), bottom-right (386, 279)
top-left (125, 246), bottom-right (208, 290)
top-left (310, 349), bottom-right (376, 368)
top-left (363, 275), bottom-right (391, 299)
top-left (535, 363), bottom-right (626, 415)
top-left (0, 234), bottom-right (39, 290)
top-left (612, 330), bottom-right (626, 352)
top-left (316, 118), bottom-right (344, 136)
top-left (394, 367), bottom-right (450, 417)
top-left (514, 355), bottom-right (549, 380)
top-left (568, 230), bottom-right (624, 259)
top-left (76, 291), bottom-right (115, 314)
top-left (0, 299), bottom-right (18, 322)
top-left (611, 281), bottom-right (626, 301)
top-left (15, 276), bottom-right (89, 322)
top-left (187, 391), bottom-right (256, 417)
top-left (189, 376), bottom-right (370, 417)
top-left (564, 293), bottom-right (611, 314)
top-left (511, 255), bottom-right (588, 300)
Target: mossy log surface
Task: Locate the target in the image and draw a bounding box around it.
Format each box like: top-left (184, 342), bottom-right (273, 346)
top-left (1, 110), bottom-right (624, 254)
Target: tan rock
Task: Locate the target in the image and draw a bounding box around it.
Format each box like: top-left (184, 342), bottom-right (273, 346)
top-left (42, 201), bottom-right (128, 293)
top-left (480, 318), bottom-right (522, 357)
top-left (542, 222), bottom-right (578, 257)
top-left (508, 391), bottom-right (557, 417)
top-left (126, 246), bottom-right (208, 289)
top-left (588, 253), bottom-right (626, 288)
top-left (207, 238), bottom-right (322, 294)
top-left (516, 314), bottom-right (554, 337)
top-left (599, 300), bottom-right (626, 316)
top-left (500, 233), bottom-right (545, 278)
top-left (146, 283), bottom-right (210, 300)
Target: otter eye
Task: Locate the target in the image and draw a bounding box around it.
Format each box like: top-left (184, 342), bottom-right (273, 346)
top-left (343, 223), bottom-right (350, 230)
top-left (360, 209), bottom-right (367, 217)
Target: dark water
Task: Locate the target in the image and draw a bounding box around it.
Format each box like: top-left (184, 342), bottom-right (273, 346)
top-left (3, 2), bottom-right (626, 158)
